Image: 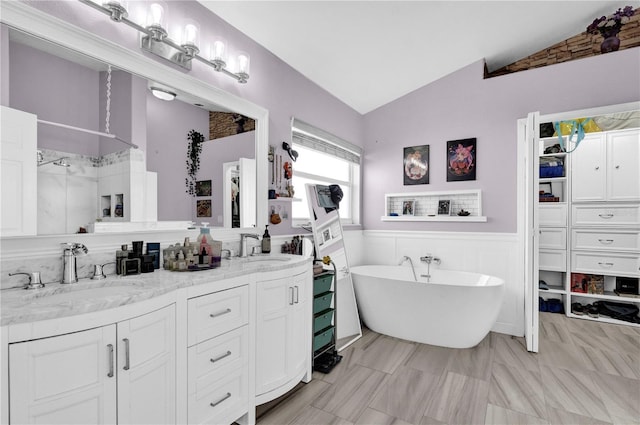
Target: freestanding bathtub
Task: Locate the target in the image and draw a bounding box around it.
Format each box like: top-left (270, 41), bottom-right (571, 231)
top-left (350, 265), bottom-right (505, 348)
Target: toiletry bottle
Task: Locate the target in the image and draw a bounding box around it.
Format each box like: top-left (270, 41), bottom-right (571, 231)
top-left (262, 225), bottom-right (271, 254)
top-left (197, 222), bottom-right (213, 265)
top-left (116, 244), bottom-right (128, 275)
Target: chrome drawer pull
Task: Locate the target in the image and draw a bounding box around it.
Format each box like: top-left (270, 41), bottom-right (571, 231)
top-left (598, 239), bottom-right (614, 244)
top-left (598, 262), bottom-right (614, 267)
top-left (123, 338), bottom-right (130, 371)
top-left (210, 392), bottom-right (231, 408)
top-left (210, 350), bottom-right (232, 364)
top-left (289, 287), bottom-right (294, 305)
top-left (209, 308), bottom-right (231, 318)
top-left (294, 285), bottom-right (299, 304)
top-left (107, 344), bottom-right (114, 378)
top-left (598, 214), bottom-right (614, 219)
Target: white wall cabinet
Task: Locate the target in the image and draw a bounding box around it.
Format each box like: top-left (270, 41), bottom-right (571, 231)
top-left (8, 305), bottom-right (176, 424)
top-left (572, 129), bottom-right (640, 203)
top-left (255, 267), bottom-right (311, 403)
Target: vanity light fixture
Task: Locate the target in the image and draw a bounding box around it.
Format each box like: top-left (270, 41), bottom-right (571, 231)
top-left (80, 0), bottom-right (250, 83)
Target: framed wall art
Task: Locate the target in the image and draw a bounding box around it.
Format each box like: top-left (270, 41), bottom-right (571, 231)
top-left (402, 200), bottom-right (415, 216)
top-left (196, 199), bottom-right (212, 217)
top-left (195, 179), bottom-right (212, 197)
top-left (403, 145), bottom-right (429, 185)
top-left (437, 200), bottom-right (451, 215)
top-left (447, 138), bottom-right (476, 182)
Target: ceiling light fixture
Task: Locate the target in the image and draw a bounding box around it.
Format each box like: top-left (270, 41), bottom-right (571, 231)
top-left (150, 86), bottom-right (176, 101)
top-left (80, 0), bottom-right (250, 84)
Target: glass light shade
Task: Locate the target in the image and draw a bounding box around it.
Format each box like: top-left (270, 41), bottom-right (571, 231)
top-left (147, 2), bottom-right (166, 28)
top-left (236, 51), bottom-right (250, 75)
top-left (102, 0), bottom-right (127, 8)
top-left (210, 37), bottom-right (228, 62)
top-left (182, 22), bottom-right (199, 47)
top-left (150, 86), bottom-right (176, 101)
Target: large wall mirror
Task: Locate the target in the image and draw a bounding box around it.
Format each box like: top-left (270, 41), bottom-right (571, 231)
top-left (1, 3), bottom-right (268, 237)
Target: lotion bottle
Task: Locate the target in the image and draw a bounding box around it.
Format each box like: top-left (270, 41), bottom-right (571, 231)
top-left (261, 225), bottom-right (271, 254)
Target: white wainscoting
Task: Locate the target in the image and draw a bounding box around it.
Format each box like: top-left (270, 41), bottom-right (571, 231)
top-left (343, 230), bottom-right (523, 337)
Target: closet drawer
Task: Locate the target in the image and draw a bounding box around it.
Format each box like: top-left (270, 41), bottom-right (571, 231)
top-left (188, 326), bottom-right (248, 395)
top-left (572, 204), bottom-right (640, 227)
top-left (572, 230), bottom-right (640, 252)
top-left (188, 367), bottom-right (248, 425)
top-left (539, 249), bottom-right (567, 272)
top-left (188, 285), bottom-right (249, 346)
top-left (572, 251), bottom-right (640, 277)
top-left (539, 228), bottom-right (566, 250)
top-left (539, 204), bottom-right (567, 227)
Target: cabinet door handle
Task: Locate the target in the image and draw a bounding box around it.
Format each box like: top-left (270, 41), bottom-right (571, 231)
top-left (209, 308), bottom-right (231, 318)
top-left (598, 262), bottom-right (614, 267)
top-left (123, 338), bottom-right (130, 371)
top-left (294, 285), bottom-right (299, 304)
top-left (598, 214), bottom-right (614, 219)
top-left (107, 344), bottom-right (114, 378)
top-left (210, 392), bottom-right (231, 408)
top-left (289, 287), bottom-right (294, 305)
top-left (615, 165), bottom-right (620, 169)
top-left (210, 350), bottom-right (232, 364)
top-left (595, 166), bottom-right (600, 170)
top-left (598, 239), bottom-right (614, 244)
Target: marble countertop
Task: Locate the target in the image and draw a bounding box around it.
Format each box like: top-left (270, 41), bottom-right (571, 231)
top-left (1, 254), bottom-right (312, 327)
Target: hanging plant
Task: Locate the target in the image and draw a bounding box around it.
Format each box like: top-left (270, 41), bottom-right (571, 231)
top-left (185, 129), bottom-right (204, 196)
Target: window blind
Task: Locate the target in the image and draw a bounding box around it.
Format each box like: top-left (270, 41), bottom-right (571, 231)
top-left (291, 118), bottom-right (362, 164)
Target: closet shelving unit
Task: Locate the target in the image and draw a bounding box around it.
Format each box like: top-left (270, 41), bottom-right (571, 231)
top-left (539, 128), bottom-right (640, 327)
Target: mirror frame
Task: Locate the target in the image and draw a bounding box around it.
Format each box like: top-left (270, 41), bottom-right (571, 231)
top-left (1, 1), bottom-right (268, 237)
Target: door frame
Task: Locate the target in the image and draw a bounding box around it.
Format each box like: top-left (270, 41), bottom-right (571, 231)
top-left (518, 101), bottom-right (640, 352)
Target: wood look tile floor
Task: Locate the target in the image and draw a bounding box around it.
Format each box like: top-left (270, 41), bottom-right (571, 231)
top-left (256, 313), bottom-right (640, 425)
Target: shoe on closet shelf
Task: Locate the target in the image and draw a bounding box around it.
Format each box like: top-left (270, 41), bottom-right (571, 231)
top-left (571, 302), bottom-right (585, 316)
top-left (547, 298), bottom-right (564, 314)
top-left (586, 304), bottom-right (600, 318)
top-left (539, 297), bottom-right (548, 312)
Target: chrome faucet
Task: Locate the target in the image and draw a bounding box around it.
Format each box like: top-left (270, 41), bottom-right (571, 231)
top-left (8, 271), bottom-right (45, 290)
top-left (419, 254), bottom-right (440, 282)
top-left (419, 254), bottom-right (441, 265)
top-left (61, 242), bottom-right (88, 284)
top-left (398, 256), bottom-right (417, 281)
top-left (239, 234), bottom-right (259, 258)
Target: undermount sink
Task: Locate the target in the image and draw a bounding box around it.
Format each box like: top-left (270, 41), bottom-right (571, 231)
top-left (24, 281), bottom-right (144, 304)
top-left (245, 255), bottom-right (293, 263)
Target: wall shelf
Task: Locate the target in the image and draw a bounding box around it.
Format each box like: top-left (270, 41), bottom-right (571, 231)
top-left (382, 189), bottom-right (486, 222)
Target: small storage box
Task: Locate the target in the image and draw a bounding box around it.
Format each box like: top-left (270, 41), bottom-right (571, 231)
top-left (539, 159), bottom-right (564, 178)
top-left (313, 326), bottom-right (334, 352)
top-left (313, 308), bottom-right (334, 331)
top-left (313, 292), bottom-right (333, 314)
top-left (313, 274), bottom-right (334, 296)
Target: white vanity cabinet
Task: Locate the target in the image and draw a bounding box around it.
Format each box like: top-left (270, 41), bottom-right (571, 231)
top-left (572, 129), bottom-right (640, 203)
top-left (8, 304), bottom-right (176, 424)
top-left (255, 265), bottom-right (311, 404)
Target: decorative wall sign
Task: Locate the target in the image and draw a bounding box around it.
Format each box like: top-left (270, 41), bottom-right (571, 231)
top-left (195, 180), bottom-right (212, 197)
top-left (403, 145), bottom-right (429, 185)
top-left (447, 138), bottom-right (476, 182)
top-left (196, 199), bottom-right (211, 217)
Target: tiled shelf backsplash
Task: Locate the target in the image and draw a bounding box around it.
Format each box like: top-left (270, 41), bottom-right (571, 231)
top-left (382, 189), bottom-right (487, 222)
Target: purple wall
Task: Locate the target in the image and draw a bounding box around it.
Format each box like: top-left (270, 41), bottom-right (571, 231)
top-left (9, 41), bottom-right (101, 156)
top-left (363, 49), bottom-right (640, 233)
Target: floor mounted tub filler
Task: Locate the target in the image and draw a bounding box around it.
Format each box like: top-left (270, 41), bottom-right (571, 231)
top-left (350, 265), bottom-right (505, 349)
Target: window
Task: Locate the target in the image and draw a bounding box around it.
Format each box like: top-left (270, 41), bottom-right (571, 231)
top-left (291, 119), bottom-right (361, 225)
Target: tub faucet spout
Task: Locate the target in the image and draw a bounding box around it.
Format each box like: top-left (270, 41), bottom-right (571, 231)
top-left (419, 254), bottom-right (440, 265)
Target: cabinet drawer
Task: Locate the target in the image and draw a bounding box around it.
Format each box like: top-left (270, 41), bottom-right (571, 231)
top-left (313, 273), bottom-right (334, 296)
top-left (539, 204), bottom-right (567, 226)
top-left (572, 230), bottom-right (640, 252)
top-left (188, 285), bottom-right (249, 346)
top-left (313, 308), bottom-right (334, 332)
top-left (572, 251), bottom-right (640, 277)
top-left (188, 367), bottom-right (248, 425)
top-left (539, 249), bottom-right (567, 272)
top-left (572, 204), bottom-right (640, 227)
top-left (188, 326), bottom-right (248, 395)
top-left (313, 326), bottom-right (334, 352)
top-left (313, 292), bottom-right (333, 314)
top-left (539, 228), bottom-right (566, 250)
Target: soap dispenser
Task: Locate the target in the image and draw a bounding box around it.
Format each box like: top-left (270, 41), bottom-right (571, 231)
top-left (197, 222), bottom-right (213, 265)
top-left (262, 225), bottom-right (271, 254)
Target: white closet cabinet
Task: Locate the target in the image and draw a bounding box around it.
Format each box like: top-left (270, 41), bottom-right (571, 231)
top-left (572, 129), bottom-right (640, 202)
top-left (255, 266), bottom-right (311, 403)
top-left (9, 305), bottom-right (175, 424)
